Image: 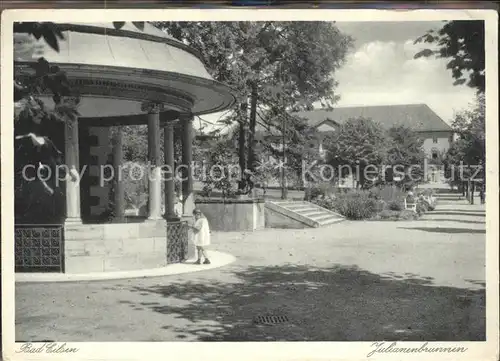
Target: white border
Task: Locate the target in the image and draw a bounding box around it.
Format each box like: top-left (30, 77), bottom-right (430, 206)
top-left (2, 8), bottom-right (499, 361)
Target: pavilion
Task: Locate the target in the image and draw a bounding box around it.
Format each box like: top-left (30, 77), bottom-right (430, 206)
top-left (14, 22), bottom-right (236, 273)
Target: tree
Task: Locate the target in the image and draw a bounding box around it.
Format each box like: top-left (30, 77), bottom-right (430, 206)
top-left (386, 125), bottom-right (426, 188)
top-left (452, 92), bottom-right (485, 165)
top-left (14, 38), bottom-right (79, 216)
top-left (258, 108), bottom-right (321, 191)
top-left (443, 92), bottom-right (485, 192)
top-left (443, 139), bottom-right (467, 189)
top-left (414, 20), bottom-right (485, 92)
top-left (156, 21), bottom-right (353, 179)
top-left (198, 135), bottom-right (240, 199)
top-left (324, 117), bottom-right (391, 189)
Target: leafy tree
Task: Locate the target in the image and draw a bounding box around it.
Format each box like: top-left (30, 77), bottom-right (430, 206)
top-left (443, 139), bottom-right (467, 189)
top-left (414, 20), bottom-right (485, 92)
top-left (452, 92), bottom-right (485, 163)
top-left (14, 36), bottom-right (79, 216)
top-left (454, 92), bottom-right (485, 169)
top-left (156, 21), bottom-right (353, 178)
top-left (257, 107), bottom-right (321, 190)
top-left (324, 117), bottom-right (391, 189)
top-left (386, 125), bottom-right (426, 188)
top-left (198, 136), bottom-right (240, 199)
top-left (443, 92), bottom-right (485, 189)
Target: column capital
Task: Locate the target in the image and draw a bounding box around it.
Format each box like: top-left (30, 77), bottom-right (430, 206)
top-left (141, 101), bottom-right (164, 114)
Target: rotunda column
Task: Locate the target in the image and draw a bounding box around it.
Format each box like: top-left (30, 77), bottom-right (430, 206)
top-left (64, 118), bottom-right (82, 224)
top-left (142, 101), bottom-right (162, 221)
top-left (180, 113), bottom-right (195, 216)
top-left (112, 127), bottom-right (125, 223)
top-left (163, 117), bottom-right (178, 221)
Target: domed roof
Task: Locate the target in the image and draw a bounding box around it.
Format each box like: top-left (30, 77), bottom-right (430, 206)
top-left (69, 22), bottom-right (181, 43)
top-left (14, 22), bottom-right (236, 118)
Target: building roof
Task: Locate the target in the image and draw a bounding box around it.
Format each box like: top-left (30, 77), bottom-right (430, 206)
top-left (293, 104), bottom-right (453, 132)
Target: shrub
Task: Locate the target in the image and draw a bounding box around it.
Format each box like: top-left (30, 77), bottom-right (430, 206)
top-left (375, 199), bottom-right (386, 212)
top-left (304, 182), bottom-right (335, 201)
top-left (369, 185), bottom-right (406, 202)
top-left (199, 184), bottom-right (212, 198)
top-left (332, 190), bottom-right (378, 220)
top-left (398, 209), bottom-right (419, 220)
top-left (315, 197), bottom-right (336, 211)
top-left (387, 199), bottom-right (403, 211)
top-left (417, 192), bottom-right (437, 211)
top-left (304, 186), bottom-right (323, 201)
top-left (416, 202), bottom-right (428, 215)
top-left (421, 188), bottom-right (435, 197)
top-left (378, 209), bottom-right (400, 220)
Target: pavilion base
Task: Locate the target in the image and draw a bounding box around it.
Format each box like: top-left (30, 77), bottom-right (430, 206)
top-left (63, 220), bottom-right (169, 273)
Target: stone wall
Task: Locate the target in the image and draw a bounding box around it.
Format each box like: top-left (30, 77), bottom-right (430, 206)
top-left (64, 220), bottom-right (167, 273)
top-left (194, 199), bottom-right (265, 232)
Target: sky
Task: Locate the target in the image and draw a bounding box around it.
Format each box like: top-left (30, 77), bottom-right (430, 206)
top-left (333, 21), bottom-right (477, 124)
top-left (198, 21), bottom-right (478, 131)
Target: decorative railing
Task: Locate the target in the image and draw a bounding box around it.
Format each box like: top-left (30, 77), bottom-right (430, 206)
top-left (166, 221), bottom-right (188, 264)
top-left (15, 224), bottom-right (65, 273)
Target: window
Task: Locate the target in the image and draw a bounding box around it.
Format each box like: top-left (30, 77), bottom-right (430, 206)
top-left (433, 137), bottom-right (438, 144)
top-left (432, 151), bottom-right (438, 160)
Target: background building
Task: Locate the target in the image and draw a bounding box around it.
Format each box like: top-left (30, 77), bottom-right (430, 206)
top-left (293, 103), bottom-right (454, 161)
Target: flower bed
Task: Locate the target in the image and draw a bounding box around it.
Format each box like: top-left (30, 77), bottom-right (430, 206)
top-left (311, 186), bottom-right (437, 221)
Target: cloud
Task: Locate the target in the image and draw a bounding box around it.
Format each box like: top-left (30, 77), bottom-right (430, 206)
top-left (334, 39), bottom-right (476, 123)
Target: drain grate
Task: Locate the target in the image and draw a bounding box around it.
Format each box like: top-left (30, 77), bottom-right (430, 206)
top-left (254, 315), bottom-right (289, 325)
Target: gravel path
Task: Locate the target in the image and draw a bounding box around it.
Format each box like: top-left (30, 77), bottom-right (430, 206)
top-left (15, 197), bottom-right (485, 341)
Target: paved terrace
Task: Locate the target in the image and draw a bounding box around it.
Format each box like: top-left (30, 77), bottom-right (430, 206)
top-left (15, 195), bottom-right (486, 341)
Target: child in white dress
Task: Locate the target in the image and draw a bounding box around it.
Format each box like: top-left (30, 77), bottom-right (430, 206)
top-left (191, 208), bottom-right (211, 264)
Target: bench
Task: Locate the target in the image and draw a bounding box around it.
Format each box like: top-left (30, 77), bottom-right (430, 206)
top-left (404, 198), bottom-right (417, 212)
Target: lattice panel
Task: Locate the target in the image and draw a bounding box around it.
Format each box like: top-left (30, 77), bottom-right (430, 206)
top-left (15, 225), bottom-right (64, 273)
top-left (166, 221), bottom-right (188, 264)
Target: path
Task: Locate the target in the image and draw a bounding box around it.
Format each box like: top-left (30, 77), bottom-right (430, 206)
top-left (15, 192), bottom-right (485, 342)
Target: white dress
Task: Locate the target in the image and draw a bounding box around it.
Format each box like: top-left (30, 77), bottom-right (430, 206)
top-left (193, 217), bottom-right (210, 247)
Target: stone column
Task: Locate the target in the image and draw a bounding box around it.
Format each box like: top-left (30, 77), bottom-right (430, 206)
top-left (181, 113), bottom-right (195, 216)
top-left (143, 102), bottom-right (162, 221)
top-left (112, 127), bottom-right (125, 222)
top-left (163, 120), bottom-right (178, 220)
top-left (64, 118), bottom-right (82, 224)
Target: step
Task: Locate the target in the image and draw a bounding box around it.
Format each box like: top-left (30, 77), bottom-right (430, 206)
top-left (300, 210), bottom-right (328, 217)
top-left (266, 200), bottom-right (345, 228)
top-left (285, 205), bottom-right (317, 212)
top-left (318, 217), bottom-right (345, 226)
top-left (272, 202), bottom-right (307, 208)
top-left (310, 204), bottom-right (345, 218)
top-left (310, 213), bottom-right (340, 222)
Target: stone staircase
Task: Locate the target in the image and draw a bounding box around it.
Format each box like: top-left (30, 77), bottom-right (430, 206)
top-left (435, 191), bottom-right (465, 205)
top-left (265, 200), bottom-right (345, 228)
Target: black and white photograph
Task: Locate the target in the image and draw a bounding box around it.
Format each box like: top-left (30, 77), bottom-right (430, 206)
top-left (1, 7), bottom-right (498, 361)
